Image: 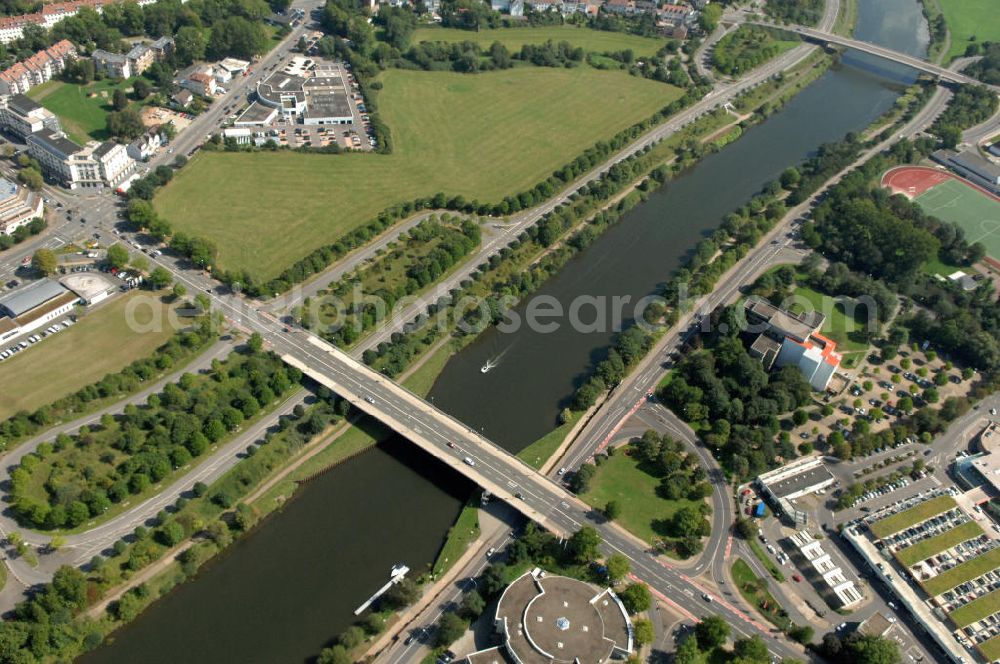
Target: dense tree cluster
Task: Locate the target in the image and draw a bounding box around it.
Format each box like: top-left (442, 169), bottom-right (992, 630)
top-left (0, 316), bottom-right (215, 449)
top-left (930, 84), bottom-right (998, 148)
top-left (763, 0), bottom-right (823, 25)
top-left (632, 430), bottom-right (713, 502)
top-left (818, 630), bottom-right (902, 664)
top-left (660, 310), bottom-right (813, 480)
top-left (9, 348), bottom-right (300, 529)
top-left (519, 39), bottom-right (585, 67)
top-left (711, 27), bottom-right (792, 77)
top-left (964, 42), bottom-right (1000, 85)
top-left (0, 216), bottom-right (44, 252)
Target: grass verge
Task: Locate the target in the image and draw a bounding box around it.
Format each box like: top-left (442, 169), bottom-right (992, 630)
top-left (516, 411), bottom-right (583, 470)
top-left (895, 520), bottom-right (983, 567)
top-left (732, 557), bottom-right (791, 630)
top-left (431, 501), bottom-right (480, 577)
top-left (869, 495), bottom-right (956, 539)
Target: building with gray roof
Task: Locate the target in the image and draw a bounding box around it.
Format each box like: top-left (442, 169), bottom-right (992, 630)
top-left (0, 278), bottom-right (77, 343)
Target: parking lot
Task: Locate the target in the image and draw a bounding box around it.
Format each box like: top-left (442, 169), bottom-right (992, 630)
top-left (0, 317), bottom-right (74, 362)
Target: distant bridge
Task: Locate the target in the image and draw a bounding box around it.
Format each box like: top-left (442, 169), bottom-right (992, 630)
top-left (752, 22), bottom-right (996, 90)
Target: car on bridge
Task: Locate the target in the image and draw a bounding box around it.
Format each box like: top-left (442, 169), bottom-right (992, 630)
top-left (463, 457), bottom-right (475, 467)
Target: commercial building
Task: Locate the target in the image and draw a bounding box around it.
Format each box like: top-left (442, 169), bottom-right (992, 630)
top-left (756, 456), bottom-right (835, 526)
top-left (743, 295), bottom-right (842, 391)
top-left (0, 279), bottom-right (78, 343)
top-left (0, 176), bottom-right (43, 236)
top-left (0, 93), bottom-right (60, 139)
top-left (465, 568), bottom-right (633, 664)
top-left (27, 128), bottom-right (135, 190)
top-left (234, 101), bottom-right (279, 127)
top-left (255, 63), bottom-right (354, 125)
top-left (218, 57), bottom-right (250, 76)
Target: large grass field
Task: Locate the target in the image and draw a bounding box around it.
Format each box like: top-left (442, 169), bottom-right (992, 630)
top-left (869, 495), bottom-right (956, 539)
top-left (579, 450), bottom-right (701, 544)
top-left (923, 545), bottom-right (1000, 597)
top-left (939, 0), bottom-right (1000, 62)
top-left (0, 293), bottom-right (175, 421)
top-left (895, 520), bottom-right (983, 567)
top-left (27, 77), bottom-right (142, 144)
top-left (155, 67), bottom-right (678, 281)
top-left (411, 25), bottom-right (666, 56)
top-left (950, 587), bottom-right (1000, 628)
top-left (914, 178), bottom-right (1000, 261)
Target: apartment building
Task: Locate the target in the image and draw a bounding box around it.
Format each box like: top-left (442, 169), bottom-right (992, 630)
top-left (0, 94), bottom-right (61, 139)
top-left (27, 128), bottom-right (135, 190)
top-left (0, 39), bottom-right (76, 97)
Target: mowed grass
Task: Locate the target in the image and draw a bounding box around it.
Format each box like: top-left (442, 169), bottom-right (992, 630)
top-left (924, 545), bottom-right (1000, 597)
top-left (27, 77), bottom-right (140, 143)
top-left (516, 410), bottom-right (583, 470)
top-left (950, 587), bottom-right (1000, 628)
top-left (156, 67), bottom-right (677, 281)
top-left (412, 25), bottom-right (666, 56)
top-left (869, 495), bottom-right (956, 539)
top-left (579, 450), bottom-right (700, 544)
top-left (939, 0), bottom-right (1000, 61)
top-left (980, 634), bottom-right (1000, 663)
top-left (790, 285), bottom-right (870, 352)
top-left (0, 293), bottom-right (175, 421)
top-left (914, 178), bottom-right (1000, 261)
top-left (895, 520), bottom-right (983, 567)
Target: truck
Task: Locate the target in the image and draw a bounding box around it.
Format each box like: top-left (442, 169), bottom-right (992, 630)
top-left (754, 502), bottom-right (767, 518)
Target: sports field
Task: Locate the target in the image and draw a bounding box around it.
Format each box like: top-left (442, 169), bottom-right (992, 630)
top-left (939, 0), bottom-right (1000, 62)
top-left (0, 293), bottom-right (175, 420)
top-left (156, 67), bottom-right (677, 281)
top-left (869, 494), bottom-right (956, 539)
top-left (883, 165), bottom-right (1000, 261)
top-left (923, 545), bottom-right (1000, 597)
top-left (895, 520), bottom-right (983, 567)
top-left (411, 25), bottom-right (666, 56)
top-left (950, 587), bottom-right (1000, 628)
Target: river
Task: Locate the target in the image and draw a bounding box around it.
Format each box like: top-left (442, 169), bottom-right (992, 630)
top-left (82, 1), bottom-right (928, 661)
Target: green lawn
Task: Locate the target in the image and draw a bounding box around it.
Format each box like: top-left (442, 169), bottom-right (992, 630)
top-left (790, 285), bottom-right (871, 353)
top-left (579, 450), bottom-right (700, 544)
top-left (431, 501), bottom-right (480, 577)
top-left (516, 411), bottom-right (583, 470)
top-left (155, 67), bottom-right (678, 282)
top-left (979, 634), bottom-right (1000, 663)
top-left (914, 178), bottom-right (1000, 261)
top-left (923, 545), bottom-right (1000, 597)
top-left (939, 0), bottom-right (1000, 62)
top-left (27, 77), bottom-right (142, 143)
top-left (411, 25), bottom-right (666, 56)
top-left (950, 587), bottom-right (1000, 628)
top-left (870, 495), bottom-right (956, 539)
top-left (732, 557), bottom-right (790, 630)
top-left (0, 293), bottom-right (175, 421)
top-left (895, 520), bottom-right (983, 567)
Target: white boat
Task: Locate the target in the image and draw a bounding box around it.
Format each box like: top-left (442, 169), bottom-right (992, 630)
top-left (481, 358), bottom-right (497, 374)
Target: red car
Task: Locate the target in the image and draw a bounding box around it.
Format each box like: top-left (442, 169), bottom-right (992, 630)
top-left (741, 489), bottom-right (752, 497)
top-left (792, 574), bottom-right (802, 582)
top-left (447, 442), bottom-right (457, 449)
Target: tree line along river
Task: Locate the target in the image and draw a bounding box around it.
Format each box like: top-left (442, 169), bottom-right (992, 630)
top-left (82, 0), bottom-right (929, 661)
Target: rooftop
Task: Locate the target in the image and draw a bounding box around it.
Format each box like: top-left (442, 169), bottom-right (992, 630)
top-left (0, 279), bottom-right (71, 317)
top-left (29, 128), bottom-right (82, 157)
top-left (7, 93), bottom-right (42, 116)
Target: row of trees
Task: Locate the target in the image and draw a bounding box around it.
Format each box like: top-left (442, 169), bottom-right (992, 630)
top-left (10, 343), bottom-right (300, 529)
top-left (930, 84), bottom-right (998, 148)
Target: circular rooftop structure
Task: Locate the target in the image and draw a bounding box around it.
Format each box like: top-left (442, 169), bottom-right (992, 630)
top-left (493, 570), bottom-right (632, 664)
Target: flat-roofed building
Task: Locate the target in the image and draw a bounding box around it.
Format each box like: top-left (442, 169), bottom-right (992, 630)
top-left (0, 278), bottom-right (78, 342)
top-left (234, 101), bottom-right (279, 126)
top-left (256, 71), bottom-right (307, 117)
top-left (464, 568), bottom-right (633, 663)
top-left (0, 93), bottom-right (60, 138)
top-left (757, 456), bottom-right (836, 526)
top-left (0, 176), bottom-right (42, 236)
top-left (302, 74), bottom-right (353, 125)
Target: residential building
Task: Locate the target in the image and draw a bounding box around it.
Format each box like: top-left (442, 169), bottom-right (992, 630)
top-left (126, 127), bottom-right (162, 161)
top-left (0, 94), bottom-right (61, 138)
top-left (0, 177), bottom-right (43, 236)
top-left (0, 279), bottom-right (78, 343)
top-left (603, 0), bottom-right (637, 14)
top-left (0, 0), bottom-right (172, 44)
top-left (172, 89), bottom-right (193, 107)
top-left (0, 40), bottom-right (73, 97)
top-left (27, 128), bottom-right (135, 189)
top-left (149, 36), bottom-right (174, 60)
top-left (213, 66), bottom-right (232, 85)
top-left (182, 71), bottom-right (217, 96)
top-left (92, 49), bottom-right (132, 78)
top-left (126, 43), bottom-right (156, 74)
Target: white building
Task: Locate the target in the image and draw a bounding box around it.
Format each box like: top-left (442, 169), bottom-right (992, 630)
top-left (0, 94), bottom-right (61, 139)
top-left (0, 177), bottom-right (43, 236)
top-left (0, 279), bottom-right (78, 343)
top-left (126, 128), bottom-right (163, 161)
top-left (27, 128), bottom-right (135, 190)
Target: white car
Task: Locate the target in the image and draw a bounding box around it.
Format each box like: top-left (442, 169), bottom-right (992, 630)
top-left (463, 457), bottom-right (475, 467)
